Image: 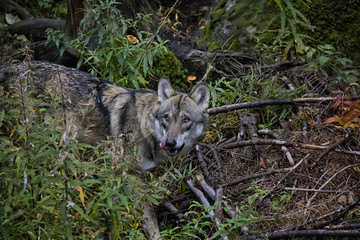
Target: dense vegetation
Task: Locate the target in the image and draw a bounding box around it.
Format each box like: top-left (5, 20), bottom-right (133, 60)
top-left (1, 0), bottom-right (360, 239)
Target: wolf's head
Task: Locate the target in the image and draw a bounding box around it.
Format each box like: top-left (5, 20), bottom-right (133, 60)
top-left (152, 77), bottom-right (210, 157)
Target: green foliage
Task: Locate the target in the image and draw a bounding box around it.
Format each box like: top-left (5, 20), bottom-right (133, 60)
top-left (20, 0), bottom-right (67, 19)
top-left (257, 0), bottom-right (312, 60)
top-left (305, 44), bottom-right (359, 85)
top-left (0, 84), bottom-right (167, 239)
top-left (160, 180), bottom-right (295, 239)
top-left (209, 75), bottom-right (304, 128)
top-left (46, 0), bottom-right (168, 89)
top-left (296, 0), bottom-right (360, 65)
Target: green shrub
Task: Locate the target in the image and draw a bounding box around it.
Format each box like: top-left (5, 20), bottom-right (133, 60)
top-left (0, 81), bottom-right (167, 239)
top-left (46, 0), bottom-right (168, 89)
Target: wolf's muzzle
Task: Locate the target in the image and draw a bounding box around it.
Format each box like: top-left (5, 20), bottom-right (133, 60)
top-left (160, 138), bottom-right (184, 156)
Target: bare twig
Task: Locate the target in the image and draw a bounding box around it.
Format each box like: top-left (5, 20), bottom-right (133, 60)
top-left (284, 197), bottom-right (360, 231)
top-left (195, 144), bottom-right (210, 181)
top-left (243, 229), bottom-right (360, 239)
top-left (207, 96), bottom-right (360, 114)
top-left (284, 187), bottom-right (337, 193)
top-left (258, 129), bottom-right (295, 165)
top-left (162, 202), bottom-right (184, 219)
top-left (221, 168), bottom-right (289, 188)
top-left (185, 178), bottom-right (229, 240)
top-left (196, 174), bottom-right (236, 218)
top-left (310, 134), bottom-right (349, 168)
top-left (306, 164), bottom-right (360, 209)
top-left (262, 154), bottom-right (310, 199)
top-left (220, 139), bottom-right (360, 156)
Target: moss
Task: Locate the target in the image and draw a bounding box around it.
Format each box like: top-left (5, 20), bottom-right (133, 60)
top-left (197, 0), bottom-right (276, 52)
top-left (297, 0), bottom-right (360, 63)
top-left (150, 51), bottom-right (189, 91)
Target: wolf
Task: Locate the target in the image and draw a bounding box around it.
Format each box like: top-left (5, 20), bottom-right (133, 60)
top-left (0, 61), bottom-right (210, 173)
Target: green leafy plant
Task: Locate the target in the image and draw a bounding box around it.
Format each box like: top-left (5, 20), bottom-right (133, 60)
top-left (0, 77), bottom-right (168, 238)
top-left (305, 44), bottom-right (359, 85)
top-left (46, 0), bottom-right (168, 89)
top-left (257, 0), bottom-right (312, 61)
top-left (161, 179), bottom-right (295, 239)
top-left (208, 74), bottom-right (304, 129)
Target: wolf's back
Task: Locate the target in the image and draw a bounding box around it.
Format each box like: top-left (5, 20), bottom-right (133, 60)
top-left (0, 61), bottom-right (116, 105)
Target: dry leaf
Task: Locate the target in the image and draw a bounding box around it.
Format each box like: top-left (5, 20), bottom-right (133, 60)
top-left (127, 35), bottom-right (139, 44)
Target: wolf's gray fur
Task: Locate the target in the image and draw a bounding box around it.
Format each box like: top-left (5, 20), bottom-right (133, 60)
top-left (0, 61), bottom-right (210, 172)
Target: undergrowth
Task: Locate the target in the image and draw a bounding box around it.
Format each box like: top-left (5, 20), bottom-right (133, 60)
top-left (208, 73), bottom-right (305, 133)
top-left (46, 0), bottom-right (168, 89)
top-left (0, 78), bottom-right (168, 239)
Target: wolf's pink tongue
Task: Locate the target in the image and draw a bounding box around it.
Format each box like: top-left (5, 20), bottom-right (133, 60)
top-left (160, 137), bottom-right (166, 149)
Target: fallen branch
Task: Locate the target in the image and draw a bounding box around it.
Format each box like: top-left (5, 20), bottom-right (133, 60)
top-left (221, 168), bottom-right (289, 188)
top-left (284, 197), bottom-right (360, 231)
top-left (207, 96), bottom-right (360, 114)
top-left (310, 134), bottom-right (349, 168)
top-left (284, 187), bottom-right (337, 193)
top-left (162, 202), bottom-right (184, 219)
top-left (220, 139), bottom-right (360, 156)
top-left (195, 145), bottom-right (211, 181)
top-left (244, 229), bottom-right (360, 239)
top-left (306, 164), bottom-right (360, 210)
top-left (258, 129), bottom-right (295, 165)
top-left (185, 177), bottom-right (229, 240)
top-left (196, 174), bottom-right (236, 218)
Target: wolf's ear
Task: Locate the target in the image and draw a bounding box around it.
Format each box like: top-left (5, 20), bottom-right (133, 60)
top-left (158, 77), bottom-right (175, 102)
top-left (190, 83), bottom-right (210, 111)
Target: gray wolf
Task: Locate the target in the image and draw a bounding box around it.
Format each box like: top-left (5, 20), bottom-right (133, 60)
top-left (0, 61), bottom-right (210, 173)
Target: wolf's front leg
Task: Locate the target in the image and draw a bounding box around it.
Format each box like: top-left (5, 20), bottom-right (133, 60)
top-left (141, 201), bottom-right (161, 240)
top-left (137, 159), bottom-right (158, 173)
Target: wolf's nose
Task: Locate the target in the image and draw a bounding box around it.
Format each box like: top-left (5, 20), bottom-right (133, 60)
top-left (165, 139), bottom-right (176, 148)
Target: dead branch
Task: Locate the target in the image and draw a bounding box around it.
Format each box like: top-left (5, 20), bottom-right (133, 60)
top-left (239, 113), bottom-right (263, 164)
top-left (221, 168), bottom-right (290, 188)
top-left (196, 174), bottom-right (215, 199)
top-left (284, 187), bottom-right (337, 193)
top-left (325, 223), bottom-right (360, 230)
top-left (284, 197), bottom-right (360, 231)
top-left (214, 186), bottom-right (225, 221)
top-left (207, 96), bottom-right (360, 114)
top-left (310, 134), bottom-right (349, 168)
top-left (244, 229), bottom-right (360, 239)
top-left (258, 129), bottom-right (295, 165)
top-left (195, 144), bottom-right (211, 181)
top-left (306, 164), bottom-right (360, 210)
top-left (220, 138), bottom-right (360, 156)
top-left (196, 174), bottom-right (236, 218)
top-left (185, 177), bottom-right (213, 212)
top-left (162, 202), bottom-right (184, 219)
top-left (185, 177), bottom-right (229, 240)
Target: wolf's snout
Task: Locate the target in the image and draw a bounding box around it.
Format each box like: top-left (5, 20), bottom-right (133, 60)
top-left (165, 139), bottom-right (176, 148)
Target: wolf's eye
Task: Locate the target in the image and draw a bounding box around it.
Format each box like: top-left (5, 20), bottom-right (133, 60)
top-left (183, 117), bottom-right (190, 123)
top-left (163, 114), bottom-right (170, 121)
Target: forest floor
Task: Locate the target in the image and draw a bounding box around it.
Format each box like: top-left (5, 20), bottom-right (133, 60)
top-left (156, 62), bottom-right (360, 238)
top-left (1, 1), bottom-right (360, 238)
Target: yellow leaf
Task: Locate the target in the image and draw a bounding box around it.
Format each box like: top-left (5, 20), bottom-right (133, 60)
top-left (127, 35), bottom-right (139, 44)
top-left (187, 76), bottom-right (196, 83)
top-left (76, 186), bottom-right (85, 206)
